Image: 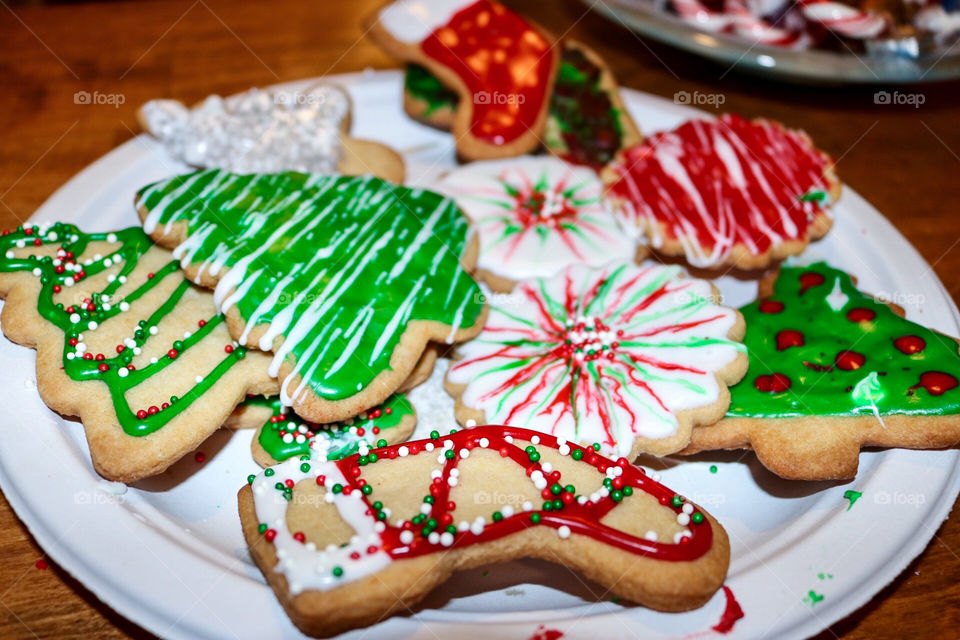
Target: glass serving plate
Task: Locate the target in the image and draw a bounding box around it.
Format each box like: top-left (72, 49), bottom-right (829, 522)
top-left (589, 0), bottom-right (960, 83)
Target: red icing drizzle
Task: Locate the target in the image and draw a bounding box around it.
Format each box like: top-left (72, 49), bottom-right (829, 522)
top-left (758, 299), bottom-right (784, 314)
top-left (835, 350), bottom-right (866, 371)
top-left (421, 0), bottom-right (555, 144)
top-left (911, 371), bottom-right (959, 396)
top-left (894, 335), bottom-right (926, 354)
top-left (608, 114), bottom-right (831, 259)
top-left (712, 586), bottom-right (745, 634)
top-left (332, 426), bottom-right (713, 563)
top-left (846, 307), bottom-right (876, 322)
top-left (754, 373), bottom-right (791, 392)
top-left (776, 329), bottom-right (804, 351)
top-left (530, 626), bottom-right (565, 640)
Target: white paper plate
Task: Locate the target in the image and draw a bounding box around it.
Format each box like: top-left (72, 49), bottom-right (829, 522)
top-left (1, 70), bottom-right (958, 640)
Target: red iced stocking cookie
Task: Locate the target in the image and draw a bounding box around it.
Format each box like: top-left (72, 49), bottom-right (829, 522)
top-left (240, 425), bottom-right (730, 637)
top-left (369, 0), bottom-right (559, 160)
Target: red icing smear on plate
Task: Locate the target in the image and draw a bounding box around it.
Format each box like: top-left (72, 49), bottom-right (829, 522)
top-left (608, 114), bottom-right (832, 261)
top-left (530, 625), bottom-right (565, 640)
top-left (420, 0), bottom-right (555, 145)
top-left (334, 425), bottom-right (714, 563)
top-left (712, 586), bottom-right (745, 634)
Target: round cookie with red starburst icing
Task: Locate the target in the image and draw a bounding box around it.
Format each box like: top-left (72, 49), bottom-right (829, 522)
top-left (437, 157), bottom-right (639, 292)
top-left (445, 262), bottom-right (748, 457)
top-left (602, 114), bottom-right (840, 271)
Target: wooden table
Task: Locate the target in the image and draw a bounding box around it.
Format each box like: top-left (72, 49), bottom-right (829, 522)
top-left (1, 0), bottom-right (959, 637)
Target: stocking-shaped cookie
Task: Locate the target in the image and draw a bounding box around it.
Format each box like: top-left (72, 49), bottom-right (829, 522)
top-left (370, 0), bottom-right (559, 160)
top-left (240, 425), bottom-right (730, 637)
top-left (0, 223), bottom-right (277, 481)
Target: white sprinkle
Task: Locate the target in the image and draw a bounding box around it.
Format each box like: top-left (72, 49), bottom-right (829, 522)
top-left (117, 367), bottom-right (129, 378)
top-left (479, 438), bottom-right (489, 448)
top-left (149, 326), bottom-right (158, 335)
top-left (66, 352), bottom-right (75, 360)
top-left (425, 442), bottom-right (435, 452)
top-left (31, 268), bottom-right (41, 276)
top-left (682, 503), bottom-right (694, 514)
top-left (400, 530), bottom-right (414, 544)
top-left (522, 501), bottom-right (534, 511)
top-left (195, 375), bottom-right (204, 384)
top-left (87, 321), bottom-right (98, 330)
top-left (644, 530), bottom-right (658, 542)
top-left (465, 419), bottom-right (477, 427)
top-left (106, 233), bottom-right (117, 243)
top-left (505, 436), bottom-right (513, 443)
top-left (4, 251), bottom-right (12, 259)
top-left (459, 448), bottom-right (470, 459)
top-left (69, 313), bottom-right (80, 323)
top-left (282, 434), bottom-right (294, 444)
top-left (427, 531), bottom-right (440, 545)
top-left (531, 436), bottom-right (540, 444)
top-left (677, 513), bottom-right (691, 526)
top-left (420, 504), bottom-right (432, 515)
top-left (558, 444), bottom-right (570, 455)
top-left (440, 532), bottom-right (454, 547)
top-left (502, 506), bottom-right (514, 517)
top-left (557, 526), bottom-right (571, 539)
top-left (119, 302), bottom-right (130, 312)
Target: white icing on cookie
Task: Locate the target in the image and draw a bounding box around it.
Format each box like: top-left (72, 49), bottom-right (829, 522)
top-left (378, 0), bottom-right (476, 44)
top-left (251, 457), bottom-right (391, 594)
top-left (437, 157), bottom-right (635, 282)
top-left (140, 84), bottom-right (350, 174)
top-left (447, 262), bottom-right (744, 456)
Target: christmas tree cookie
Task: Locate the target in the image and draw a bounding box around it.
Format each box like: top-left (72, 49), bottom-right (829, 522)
top-left (0, 223), bottom-right (277, 481)
top-left (436, 156), bottom-right (638, 292)
top-left (684, 262), bottom-right (960, 479)
top-left (135, 169), bottom-right (486, 426)
top-left (446, 262), bottom-right (747, 458)
top-left (241, 393), bottom-right (416, 467)
top-left (369, 0), bottom-right (558, 160)
top-left (240, 425), bottom-right (731, 637)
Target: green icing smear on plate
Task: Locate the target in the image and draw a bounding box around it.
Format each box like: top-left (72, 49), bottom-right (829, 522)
top-left (0, 222), bottom-right (248, 436)
top-left (727, 261), bottom-right (960, 418)
top-left (136, 169), bottom-right (483, 407)
top-left (251, 393), bottom-right (413, 462)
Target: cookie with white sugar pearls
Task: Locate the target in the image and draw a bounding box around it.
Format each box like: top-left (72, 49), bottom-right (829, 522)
top-left (139, 83), bottom-right (406, 184)
top-left (0, 223), bottom-right (278, 481)
top-left (446, 261), bottom-right (748, 458)
top-left (239, 425), bottom-right (730, 637)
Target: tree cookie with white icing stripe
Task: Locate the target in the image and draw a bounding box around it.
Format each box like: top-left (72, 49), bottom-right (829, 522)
top-left (602, 114), bottom-right (839, 271)
top-left (683, 262), bottom-right (960, 480)
top-left (368, 0), bottom-right (559, 160)
top-left (436, 156), bottom-right (641, 292)
top-left (135, 169), bottom-right (487, 426)
top-left (239, 425), bottom-right (731, 637)
top-left (0, 223), bottom-right (278, 481)
top-left (140, 83), bottom-right (406, 184)
top-left (445, 262), bottom-right (747, 458)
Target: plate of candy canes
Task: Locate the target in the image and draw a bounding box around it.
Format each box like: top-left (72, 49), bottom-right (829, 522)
top-left (591, 0), bottom-right (960, 82)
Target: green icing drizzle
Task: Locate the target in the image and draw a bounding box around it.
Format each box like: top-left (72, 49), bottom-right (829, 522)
top-left (404, 64), bottom-right (458, 115)
top-left (136, 169), bottom-right (483, 406)
top-left (252, 393), bottom-right (412, 462)
top-left (727, 261), bottom-right (960, 418)
top-left (0, 223), bottom-right (248, 436)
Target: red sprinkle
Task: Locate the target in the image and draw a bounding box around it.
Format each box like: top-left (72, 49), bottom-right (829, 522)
top-left (894, 335), bottom-right (926, 354)
top-left (194, 451), bottom-right (206, 463)
top-left (846, 308), bottom-right (876, 323)
top-left (754, 373), bottom-right (791, 393)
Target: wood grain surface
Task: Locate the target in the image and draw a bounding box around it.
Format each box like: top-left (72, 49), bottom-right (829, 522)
top-left (1, 0), bottom-right (959, 637)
